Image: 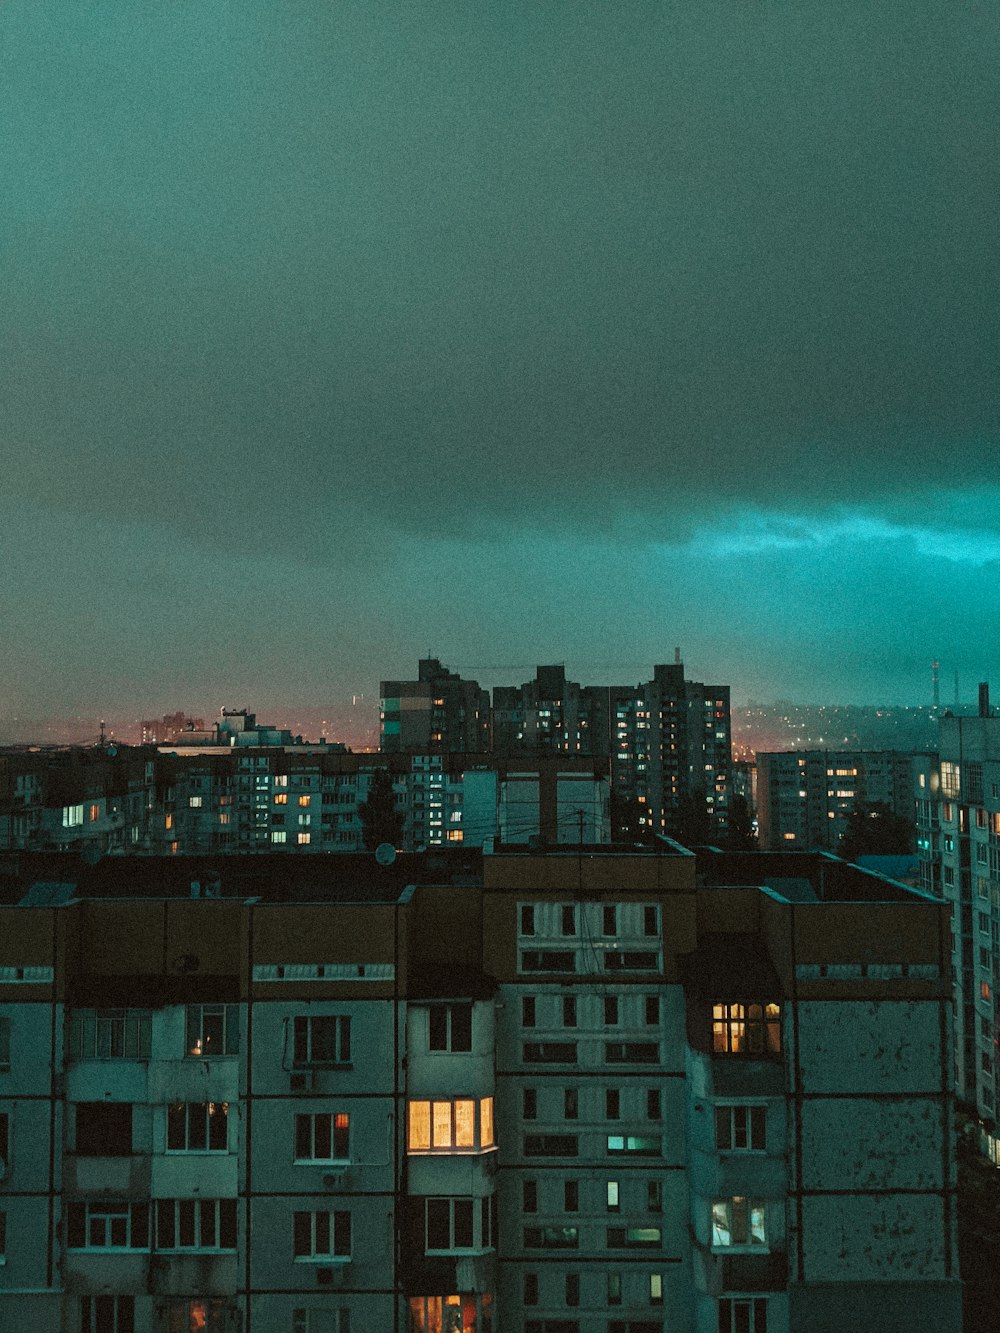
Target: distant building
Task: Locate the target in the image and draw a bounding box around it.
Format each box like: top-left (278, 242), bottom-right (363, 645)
top-left (755, 749), bottom-right (927, 851)
top-left (0, 842), bottom-right (962, 1332)
top-left (139, 712), bottom-right (205, 745)
top-left (380, 659), bottom-right (491, 754)
top-left (386, 660), bottom-right (732, 842)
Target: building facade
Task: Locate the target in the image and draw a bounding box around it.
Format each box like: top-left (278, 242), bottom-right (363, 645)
top-left (755, 750), bottom-right (927, 851)
top-left (0, 844), bottom-right (960, 1332)
top-left (380, 660), bottom-right (492, 755)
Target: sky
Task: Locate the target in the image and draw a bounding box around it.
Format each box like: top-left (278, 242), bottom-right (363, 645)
top-left (2, 0), bottom-right (999, 721)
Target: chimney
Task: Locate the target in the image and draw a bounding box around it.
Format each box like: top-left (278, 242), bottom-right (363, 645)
top-left (979, 682), bottom-right (990, 718)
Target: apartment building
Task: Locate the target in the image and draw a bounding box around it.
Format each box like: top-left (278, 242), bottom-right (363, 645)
top-left (386, 661), bottom-right (732, 842)
top-left (915, 707), bottom-right (1000, 1164)
top-left (380, 659), bottom-right (492, 755)
top-left (0, 842), bottom-right (959, 1332)
top-left (755, 750), bottom-right (927, 851)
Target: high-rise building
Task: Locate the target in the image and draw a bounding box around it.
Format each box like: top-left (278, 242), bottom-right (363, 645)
top-left (756, 749), bottom-right (928, 850)
top-left (916, 702), bottom-right (1000, 1160)
top-left (0, 843), bottom-right (960, 1331)
top-left (380, 659), bottom-right (491, 754)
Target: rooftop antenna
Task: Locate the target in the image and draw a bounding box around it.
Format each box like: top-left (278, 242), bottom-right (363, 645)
top-left (931, 660), bottom-right (940, 713)
top-left (954, 669), bottom-right (960, 708)
top-left (99, 720), bottom-right (106, 746)
top-left (674, 646), bottom-right (681, 665)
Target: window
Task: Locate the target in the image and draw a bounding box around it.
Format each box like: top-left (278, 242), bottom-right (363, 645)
top-left (608, 1273), bottom-right (622, 1306)
top-left (521, 905), bottom-right (536, 936)
top-left (293, 1209), bottom-right (352, 1260)
top-left (524, 1134), bottom-right (579, 1157)
top-left (643, 906), bottom-right (659, 936)
top-left (524, 1225), bottom-right (579, 1249)
top-left (295, 1112), bottom-right (350, 1162)
top-left (604, 951), bottom-right (658, 972)
top-left (155, 1198), bottom-right (238, 1250)
top-left (564, 1088), bottom-right (579, 1120)
top-left (62, 804), bottom-right (84, 828)
top-left (606, 1089), bottom-right (621, 1119)
top-left (524, 1087), bottom-right (538, 1120)
top-left (81, 1296), bottom-right (135, 1333)
top-left (525, 1273), bottom-right (539, 1306)
top-left (603, 905), bottom-right (618, 935)
top-left (712, 1004), bottom-right (781, 1056)
top-left (608, 1323), bottom-right (663, 1333)
top-left (410, 1299), bottom-right (494, 1333)
top-left (424, 1197), bottom-right (475, 1251)
top-left (604, 996), bottom-right (620, 1025)
top-left (647, 1180), bottom-right (662, 1212)
top-left (298, 832), bottom-right (312, 845)
top-left (562, 996), bottom-right (577, 1028)
top-left (566, 1273), bottom-right (580, 1307)
top-left (272, 830), bottom-right (287, 844)
top-left (407, 1097), bottom-right (494, 1152)
top-left (607, 1226), bottom-right (662, 1248)
top-left (299, 794), bottom-right (312, 807)
top-left (428, 1003), bottom-right (472, 1052)
top-left (0, 1018), bottom-right (9, 1070)
top-left (294, 1015), bottom-right (351, 1066)
top-left (606, 1042), bottom-right (658, 1063)
top-left (644, 995), bottom-right (659, 1025)
top-left (522, 996), bottom-right (537, 1027)
top-left (716, 1104), bottom-right (766, 1152)
top-left (564, 1180), bottom-right (579, 1212)
top-left (66, 1201), bottom-right (150, 1250)
top-left (650, 1274), bottom-right (663, 1305)
top-left (69, 1010), bottom-right (151, 1060)
top-left (166, 1300), bottom-right (228, 1333)
top-left (523, 1179), bottom-right (538, 1212)
top-left (167, 1102), bottom-right (229, 1153)
top-left (561, 905), bottom-right (577, 936)
top-left (274, 793), bottom-right (288, 805)
top-left (524, 1041), bottom-right (578, 1063)
top-left (607, 1180), bottom-right (620, 1211)
top-left (185, 1005), bottom-right (239, 1058)
top-left (718, 1297), bottom-right (768, 1332)
top-left (522, 950), bottom-right (576, 973)
top-left (646, 1090), bottom-right (661, 1121)
top-left (607, 1135), bottom-right (661, 1156)
top-left (75, 1102), bottom-right (132, 1156)
top-left (711, 1197), bottom-right (767, 1249)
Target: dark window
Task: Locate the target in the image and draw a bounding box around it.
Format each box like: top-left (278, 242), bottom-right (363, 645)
top-left (522, 996), bottom-right (537, 1027)
top-left (561, 905), bottom-right (577, 936)
top-left (524, 1087), bottom-right (538, 1120)
top-left (605, 1042), bottom-right (659, 1063)
top-left (75, 1103), bottom-right (132, 1156)
top-left (524, 1042), bottom-right (578, 1064)
top-left (294, 1015), bottom-right (351, 1065)
top-left (521, 905), bottom-right (536, 936)
top-left (564, 1089), bottom-right (578, 1120)
top-left (524, 1226), bottom-right (579, 1249)
top-left (525, 1273), bottom-right (539, 1306)
top-left (522, 951), bottom-right (577, 973)
top-left (644, 996), bottom-right (659, 1025)
top-left (80, 1296), bottom-right (135, 1333)
top-left (603, 905), bottom-right (618, 935)
top-left (523, 1179), bottom-right (538, 1212)
top-left (564, 1180), bottom-right (579, 1212)
top-left (606, 1089), bottom-right (620, 1119)
top-left (647, 1089), bottom-right (661, 1121)
top-left (428, 1003), bottom-right (472, 1052)
top-left (566, 1273), bottom-right (580, 1307)
top-left (604, 996), bottom-right (619, 1026)
top-left (605, 951), bottom-right (658, 972)
top-left (562, 996), bottom-right (577, 1028)
top-left (524, 1134), bottom-right (579, 1157)
top-left (643, 906), bottom-right (658, 936)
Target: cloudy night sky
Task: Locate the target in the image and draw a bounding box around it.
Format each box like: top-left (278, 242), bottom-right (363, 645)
top-left (2, 0), bottom-right (998, 721)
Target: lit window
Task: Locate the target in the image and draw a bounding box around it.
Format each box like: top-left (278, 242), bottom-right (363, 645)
top-left (155, 1198), bottom-right (237, 1251)
top-left (274, 775), bottom-right (288, 788)
top-left (607, 1180), bottom-right (620, 1211)
top-left (297, 832), bottom-right (311, 844)
top-left (295, 1112), bottom-right (350, 1162)
top-left (407, 1097), bottom-right (494, 1152)
top-left (271, 830), bottom-right (287, 843)
top-left (712, 1003), bottom-right (781, 1056)
top-left (299, 795), bottom-right (311, 807)
top-left (185, 1005), bottom-right (239, 1058)
top-left (188, 796), bottom-right (203, 809)
top-left (607, 1135), bottom-right (661, 1156)
top-left (408, 1296), bottom-right (493, 1332)
top-left (711, 1197), bottom-right (767, 1249)
top-left (62, 804), bottom-right (84, 828)
top-left (88, 803), bottom-right (101, 822)
top-left (274, 793), bottom-right (288, 805)
top-left (650, 1273), bottom-right (663, 1305)
top-left (164, 814), bottom-right (173, 831)
top-left (166, 1102), bottom-right (229, 1153)
top-left (293, 1209), bottom-right (351, 1260)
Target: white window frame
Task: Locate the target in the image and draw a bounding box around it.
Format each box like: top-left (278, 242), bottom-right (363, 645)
top-left (166, 1101), bottom-right (230, 1154)
top-left (293, 1209), bottom-right (352, 1261)
top-left (155, 1198), bottom-right (238, 1251)
top-left (715, 1103), bottom-right (766, 1153)
top-left (407, 1097), bottom-right (495, 1153)
top-left (294, 1112), bottom-right (350, 1163)
top-left (293, 1015), bottom-right (351, 1067)
top-left (711, 1197), bottom-right (768, 1251)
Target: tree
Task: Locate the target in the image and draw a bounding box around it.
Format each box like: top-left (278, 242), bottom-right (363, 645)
top-left (358, 769), bottom-right (404, 851)
top-left (726, 794), bottom-right (757, 851)
top-left (674, 788), bottom-right (714, 850)
top-left (838, 800), bottom-right (914, 862)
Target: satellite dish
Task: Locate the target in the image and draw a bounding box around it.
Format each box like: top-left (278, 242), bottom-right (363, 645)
top-left (374, 843), bottom-right (397, 866)
top-left (106, 745), bottom-right (118, 758)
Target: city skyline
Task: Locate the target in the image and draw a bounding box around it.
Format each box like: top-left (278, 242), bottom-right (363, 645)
top-left (3, 1), bottom-right (999, 716)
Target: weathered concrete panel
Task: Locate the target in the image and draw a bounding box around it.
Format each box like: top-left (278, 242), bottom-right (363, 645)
top-left (796, 1000), bottom-right (942, 1094)
top-left (800, 1097), bottom-right (944, 1191)
top-left (801, 1194), bottom-right (947, 1281)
